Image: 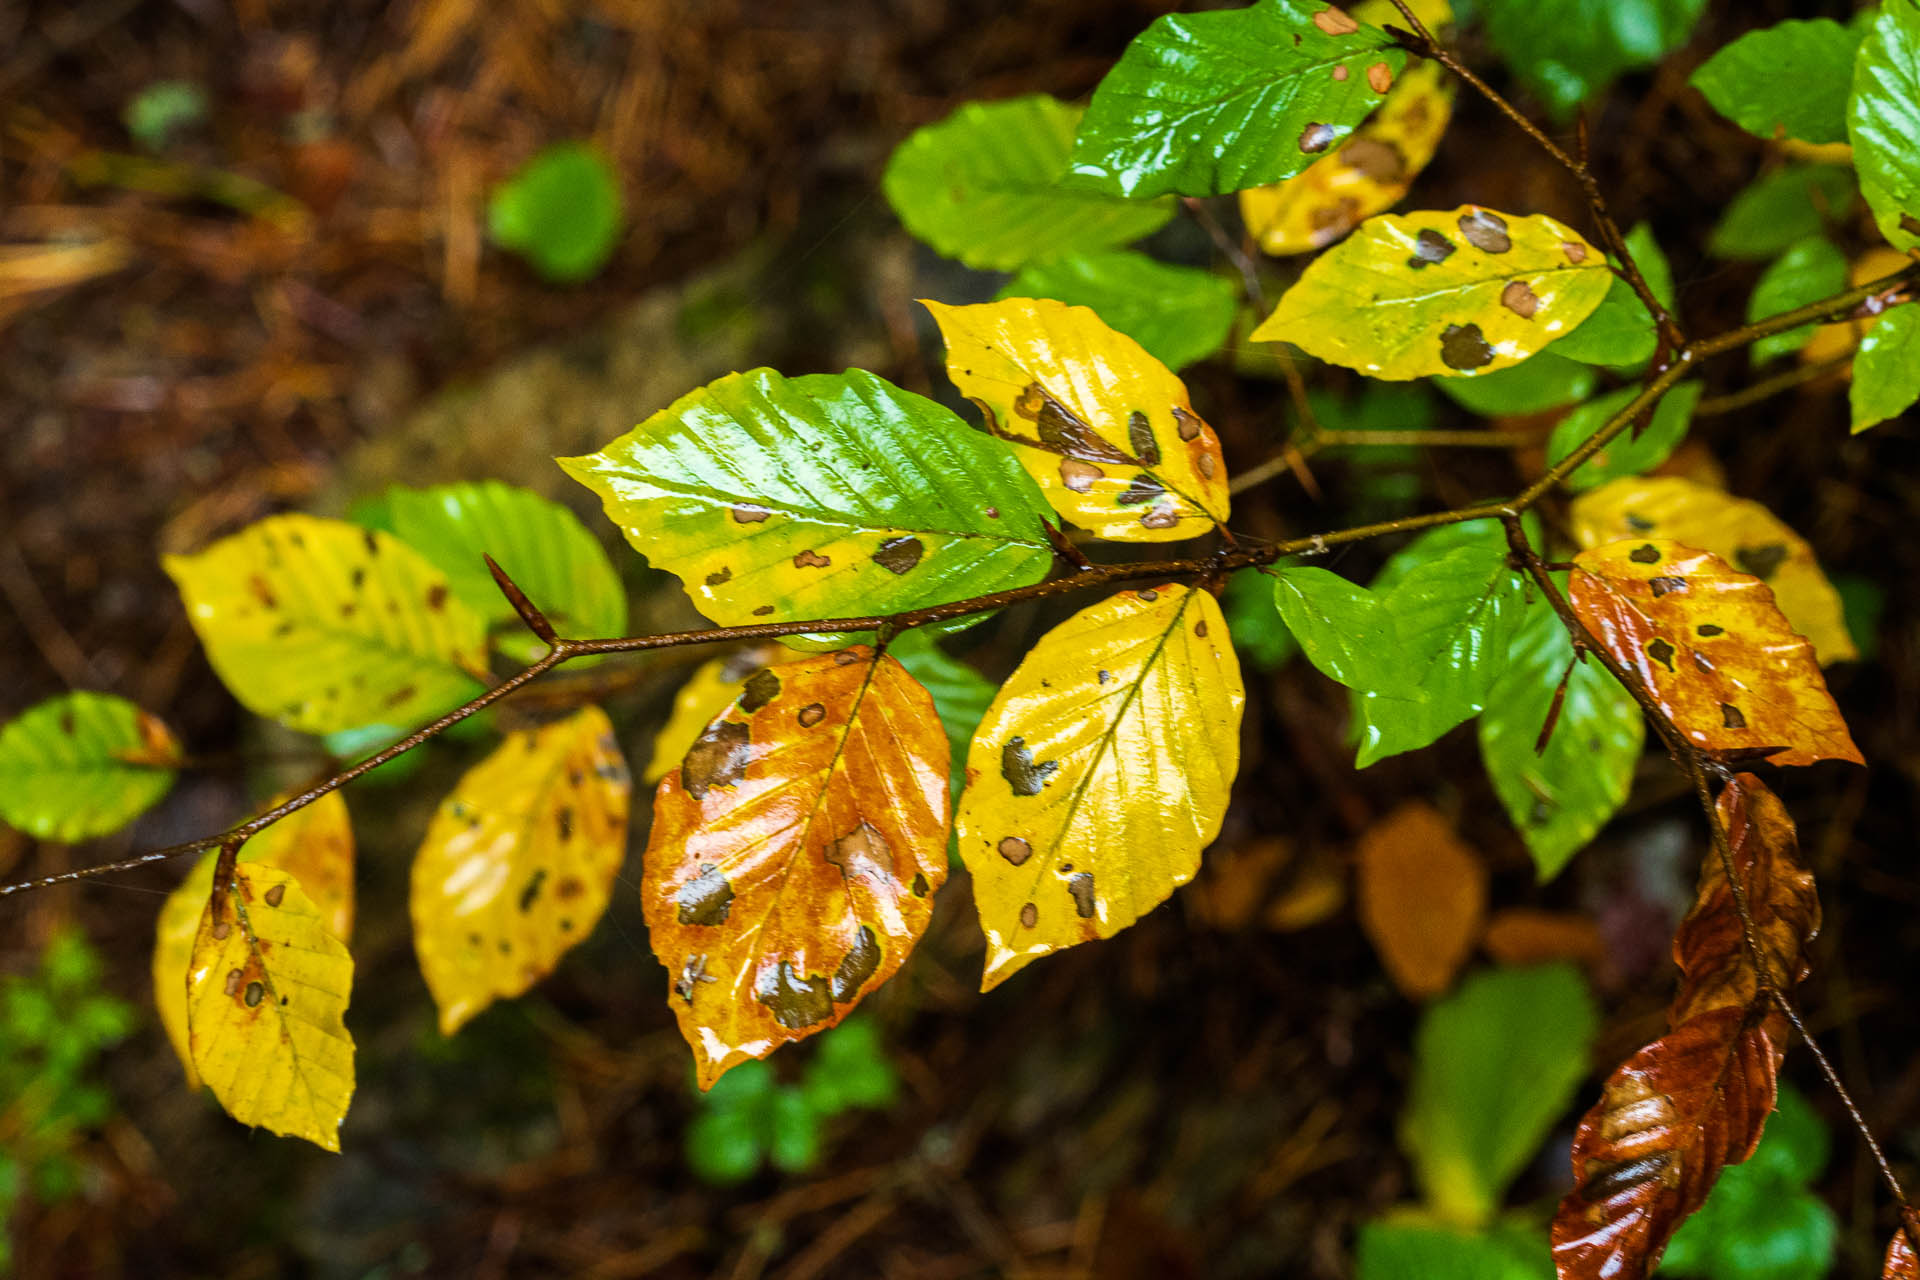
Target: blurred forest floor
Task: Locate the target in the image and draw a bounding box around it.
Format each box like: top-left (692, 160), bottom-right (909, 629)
top-left (4, 0), bottom-right (1920, 1277)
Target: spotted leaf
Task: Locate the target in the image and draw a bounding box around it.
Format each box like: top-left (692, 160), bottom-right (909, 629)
top-left (1240, 59), bottom-right (1456, 256)
top-left (187, 862), bottom-right (355, 1150)
top-left (644, 647), bottom-right (949, 1087)
top-left (1568, 539), bottom-right (1862, 768)
top-left (0, 691), bottom-right (180, 842)
top-left (560, 369), bottom-right (1054, 648)
top-left (1571, 477), bottom-right (1856, 664)
top-left (1251, 206), bottom-right (1613, 379)
top-left (155, 791), bottom-right (355, 1087)
top-left (955, 585), bottom-right (1243, 990)
top-left (412, 705), bottom-right (631, 1035)
top-left (163, 514), bottom-right (489, 735)
top-left (925, 297), bottom-right (1229, 541)
top-left (646, 646), bottom-right (783, 785)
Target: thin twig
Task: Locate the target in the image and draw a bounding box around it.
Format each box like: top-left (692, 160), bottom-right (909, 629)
top-left (1695, 353), bottom-right (1855, 418)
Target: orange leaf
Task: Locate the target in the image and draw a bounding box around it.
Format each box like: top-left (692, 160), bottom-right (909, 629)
top-left (1552, 1007), bottom-right (1782, 1280)
top-left (643, 646), bottom-right (949, 1088)
top-left (1356, 802), bottom-right (1486, 1000)
top-left (1482, 908), bottom-right (1606, 974)
top-left (1885, 1228), bottom-right (1919, 1279)
top-left (1569, 539), bottom-right (1862, 768)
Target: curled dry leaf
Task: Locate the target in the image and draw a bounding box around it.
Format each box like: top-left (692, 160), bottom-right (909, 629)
top-left (644, 647), bottom-right (949, 1088)
top-left (1569, 539), bottom-right (1863, 768)
top-left (1356, 802), bottom-right (1486, 1000)
top-left (412, 706), bottom-right (631, 1036)
top-left (1885, 1228), bottom-right (1920, 1279)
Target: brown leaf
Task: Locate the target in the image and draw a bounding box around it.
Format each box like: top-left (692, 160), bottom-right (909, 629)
top-left (1483, 908), bottom-right (1606, 974)
top-left (1552, 1007), bottom-right (1782, 1280)
top-left (1884, 1228), bottom-right (1919, 1280)
top-left (1356, 802), bottom-right (1486, 1000)
top-left (1569, 539), bottom-right (1863, 768)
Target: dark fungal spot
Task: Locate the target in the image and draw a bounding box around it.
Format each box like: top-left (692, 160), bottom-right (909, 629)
top-left (1019, 902), bottom-right (1038, 928)
top-left (798, 702), bottom-right (827, 728)
top-left (498, 940), bottom-right (512, 955)
top-left (224, 968), bottom-right (243, 996)
top-left (1001, 737), bottom-right (1059, 796)
top-left (1341, 138), bottom-right (1405, 182)
top-left (1195, 619), bottom-right (1209, 638)
top-left (999, 836), bottom-right (1033, 866)
top-left (1116, 474), bottom-right (1166, 506)
top-left (427, 583), bottom-right (447, 611)
top-left (911, 872), bottom-right (929, 897)
top-left (1197, 453), bottom-right (1216, 479)
top-left (211, 921), bottom-right (231, 941)
top-left (263, 883), bottom-right (286, 908)
top-left (1172, 407), bottom-right (1203, 442)
top-left (1067, 872), bottom-right (1097, 919)
top-left (731, 505), bottom-right (770, 524)
top-left (1698, 624), bottom-right (1725, 637)
top-left (1014, 383), bottom-right (1132, 464)
top-left (1098, 669), bottom-right (1111, 684)
top-left (1721, 703), bottom-right (1748, 729)
top-left (682, 720), bottom-right (750, 799)
top-left (1407, 228), bottom-right (1455, 269)
top-left (793, 549), bottom-right (831, 569)
top-left (556, 806), bottom-right (575, 842)
top-left (754, 961), bottom-right (833, 1029)
top-left (831, 926), bottom-right (882, 1002)
top-left (384, 683), bottom-right (418, 709)
top-left (363, 529), bottom-right (381, 556)
top-left (1629, 544), bottom-right (1662, 564)
top-left (1439, 323), bottom-right (1495, 371)
top-left (248, 575), bottom-right (278, 609)
top-left (351, 567), bottom-right (365, 589)
top-left (825, 822), bottom-right (894, 879)
top-left (705, 567), bottom-right (732, 587)
top-left (1127, 412), bottom-right (1160, 465)
top-left (1138, 589), bottom-right (1158, 602)
top-left (675, 862), bottom-right (735, 926)
top-left (1458, 209), bottom-right (1512, 253)
top-left (740, 668), bottom-right (781, 713)
top-left (1500, 280), bottom-right (1541, 319)
top-left (557, 877), bottom-right (585, 900)
top-left (1647, 638), bottom-right (1677, 672)
top-left (1299, 122), bottom-right (1337, 153)
top-left (1141, 504), bottom-right (1180, 530)
top-left (340, 602), bottom-right (357, 618)
top-left (519, 868), bottom-right (547, 912)
top-left (1625, 513), bottom-right (1656, 533)
top-left (753, 605), bottom-right (775, 616)
top-left (1735, 543), bottom-right (1788, 581)
top-left (244, 981), bottom-right (265, 1008)
top-left (1059, 458), bottom-right (1101, 493)
top-left (833, 650), bottom-right (863, 666)
top-left (1649, 576), bottom-right (1687, 597)
top-left (873, 536), bottom-right (924, 575)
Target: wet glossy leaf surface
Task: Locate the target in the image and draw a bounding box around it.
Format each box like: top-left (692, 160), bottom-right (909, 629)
top-left (412, 706), bottom-right (631, 1035)
top-left (999, 251), bottom-right (1237, 371)
top-left (927, 297), bottom-right (1230, 541)
top-left (1570, 539), bottom-right (1862, 767)
top-left (1850, 1), bottom-right (1920, 252)
top-left (956, 585), bottom-right (1242, 990)
top-left (646, 646), bottom-right (782, 786)
top-left (187, 863), bottom-right (355, 1151)
top-left (1852, 305), bottom-right (1920, 433)
top-left (887, 631), bottom-right (997, 800)
top-left (154, 791), bottom-right (354, 1087)
top-left (1066, 0), bottom-right (1405, 199)
top-left (1252, 206), bottom-right (1611, 379)
top-left (1550, 224), bottom-right (1671, 369)
top-left (644, 647), bottom-right (949, 1087)
top-left (1886, 1230), bottom-right (1920, 1280)
top-left (163, 514), bottom-right (489, 735)
top-left (1746, 237), bottom-right (1849, 365)
top-left (881, 96), bottom-right (1174, 271)
top-left (1356, 803), bottom-right (1485, 1000)
top-left (0, 692), bottom-right (180, 841)
top-left (1690, 19), bottom-right (1862, 146)
top-left (1571, 477), bottom-right (1857, 664)
top-left (1544, 381), bottom-right (1702, 492)
top-left (561, 369), bottom-right (1054, 646)
top-left (1706, 165), bottom-right (1855, 260)
top-left (1239, 59), bottom-right (1455, 256)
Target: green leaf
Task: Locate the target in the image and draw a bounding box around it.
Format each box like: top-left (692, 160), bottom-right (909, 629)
top-left (1850, 303), bottom-right (1920, 432)
top-left (163, 515), bottom-right (490, 734)
top-left (1707, 166), bottom-right (1856, 260)
top-left (686, 1102), bottom-right (765, 1185)
top-left (1000, 251), bottom-right (1237, 371)
top-left (1478, 584), bottom-right (1644, 880)
top-left (387, 481), bottom-right (626, 662)
top-left (1689, 19), bottom-right (1862, 145)
top-left (887, 630), bottom-right (997, 799)
top-left (881, 96), bottom-right (1174, 270)
top-left (124, 80), bottom-right (208, 151)
top-left (1545, 380), bottom-right (1703, 492)
top-left (1551, 225), bottom-right (1672, 369)
top-left (0, 693), bottom-right (180, 842)
top-left (801, 1018), bottom-right (899, 1114)
top-left (1475, 0), bottom-right (1708, 120)
top-left (765, 1089), bottom-right (823, 1173)
top-left (488, 141), bottom-right (625, 284)
top-left (1401, 964), bottom-right (1598, 1227)
top-left (559, 368), bottom-right (1055, 649)
top-left (1224, 568), bottom-right (1298, 672)
top-left (1434, 350), bottom-right (1596, 416)
top-left (1851, 0), bottom-right (1920, 253)
top-left (1357, 1220), bottom-right (1554, 1280)
top-left (1066, 0), bottom-right (1406, 199)
top-left (1747, 237), bottom-right (1850, 365)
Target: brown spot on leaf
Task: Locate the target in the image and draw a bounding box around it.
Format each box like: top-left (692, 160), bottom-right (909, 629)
top-left (1299, 122), bottom-right (1338, 153)
top-left (1365, 61), bottom-right (1393, 94)
top-left (792, 549), bottom-right (831, 569)
top-left (211, 921), bottom-right (231, 941)
top-left (224, 968), bottom-right (243, 996)
top-left (244, 981), bottom-right (265, 1007)
top-left (1647, 637), bottom-right (1677, 672)
top-left (731, 505), bottom-right (770, 524)
top-left (740, 668), bottom-right (781, 713)
top-left (1127, 411), bottom-right (1161, 465)
top-left (1020, 902), bottom-right (1038, 928)
top-left (1629, 544), bottom-right (1663, 564)
top-left (1067, 872), bottom-right (1097, 919)
top-left (798, 702), bottom-right (827, 728)
top-left (1649, 576), bottom-right (1687, 597)
top-left (1197, 453), bottom-right (1216, 479)
top-left (1332, 64), bottom-right (1349, 81)
top-left (1138, 589), bottom-right (1159, 602)
top-left (1500, 280), bottom-right (1540, 318)
top-left (1195, 619), bottom-right (1209, 638)
top-left (383, 683), bottom-right (418, 709)
top-left (1625, 513), bottom-right (1656, 532)
top-left (1408, 228), bottom-right (1456, 269)
top-left (753, 605), bottom-right (775, 616)
top-left (873, 536), bottom-right (924, 575)
top-left (519, 868), bottom-right (548, 912)
top-left (675, 862), bottom-right (735, 926)
top-left (754, 961), bottom-right (833, 1029)
top-left (825, 822), bottom-right (896, 880)
top-left (1312, 6), bottom-right (1359, 34)
top-left (363, 529), bottom-right (381, 556)
top-left (833, 650), bottom-right (863, 666)
top-left (831, 926), bottom-right (882, 1002)
top-left (1141, 504), bottom-right (1181, 530)
top-left (999, 836), bottom-right (1033, 866)
top-left (1457, 209), bottom-right (1512, 253)
top-left (1014, 383), bottom-right (1133, 464)
top-left (674, 954), bottom-right (715, 1004)
top-left (263, 883), bottom-right (286, 908)
top-left (1439, 323), bottom-right (1495, 371)
top-left (1173, 407), bottom-right (1204, 441)
top-left (1698, 624), bottom-right (1725, 637)
top-left (1721, 703), bottom-right (1748, 729)
top-left (1693, 650), bottom-right (1715, 674)
top-left (705, 567), bottom-right (732, 587)
top-left (427, 583), bottom-right (447, 611)
top-left (1562, 241), bottom-right (1589, 264)
top-left (557, 876), bottom-right (585, 901)
top-left (1002, 737), bottom-right (1059, 796)
top-left (556, 806), bottom-right (575, 842)
top-left (1059, 459), bottom-right (1102, 493)
top-left (1734, 543), bottom-right (1788, 581)
top-left (1342, 138), bottom-right (1405, 182)
top-left (1117, 474), bottom-right (1166, 506)
top-left (247, 575), bottom-right (278, 610)
top-left (682, 720), bottom-right (750, 800)
top-left (912, 872), bottom-right (929, 897)
top-left (1098, 670), bottom-right (1111, 684)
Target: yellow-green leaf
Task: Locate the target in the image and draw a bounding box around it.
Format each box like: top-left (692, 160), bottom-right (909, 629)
top-left (412, 705), bottom-right (632, 1035)
top-left (956, 584), bottom-right (1244, 990)
top-left (645, 646), bottom-right (782, 785)
top-left (1250, 206), bottom-right (1613, 379)
top-left (187, 862), bottom-right (355, 1150)
top-left (0, 691), bottom-right (180, 841)
top-left (925, 297), bottom-right (1230, 541)
top-left (163, 514), bottom-right (489, 735)
top-left (154, 791), bottom-right (355, 1087)
top-left (1570, 477), bottom-right (1856, 664)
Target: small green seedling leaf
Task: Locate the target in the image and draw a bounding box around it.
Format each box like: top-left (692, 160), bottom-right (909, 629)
top-left (0, 692), bottom-right (181, 842)
top-left (488, 141), bottom-right (625, 283)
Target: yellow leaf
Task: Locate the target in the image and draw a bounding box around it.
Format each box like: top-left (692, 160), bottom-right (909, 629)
top-left (1250, 205), bottom-right (1613, 379)
top-left (1570, 477), bottom-right (1856, 663)
top-left (924, 297), bottom-right (1230, 542)
top-left (644, 646), bottom-right (782, 785)
top-left (187, 863), bottom-right (355, 1151)
top-left (644, 647), bottom-right (951, 1088)
top-left (1240, 60), bottom-right (1456, 256)
top-left (411, 705), bottom-right (632, 1035)
top-left (956, 584), bottom-right (1244, 990)
top-left (162, 514), bottom-right (489, 734)
top-left (153, 792), bottom-right (355, 1087)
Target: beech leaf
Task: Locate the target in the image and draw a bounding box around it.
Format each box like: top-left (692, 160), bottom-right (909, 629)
top-left (999, 251), bottom-right (1237, 371)
top-left (644, 647), bottom-right (950, 1087)
top-left (1852, 305), bottom-right (1920, 434)
top-left (1689, 19), bottom-right (1862, 146)
top-left (0, 691), bottom-right (181, 842)
top-left (1886, 1230), bottom-right (1920, 1280)
top-left (1850, 0), bottom-right (1920, 252)
top-left (1356, 802), bottom-right (1486, 1001)
top-left (645, 646), bottom-right (782, 785)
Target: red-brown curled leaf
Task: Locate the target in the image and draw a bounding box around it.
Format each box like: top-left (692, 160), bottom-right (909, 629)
top-left (643, 646), bottom-right (950, 1088)
top-left (1552, 1007), bottom-right (1782, 1280)
top-left (1885, 1228), bottom-right (1919, 1279)
top-left (1569, 539), bottom-right (1863, 768)
top-left (1670, 773), bottom-right (1820, 1028)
